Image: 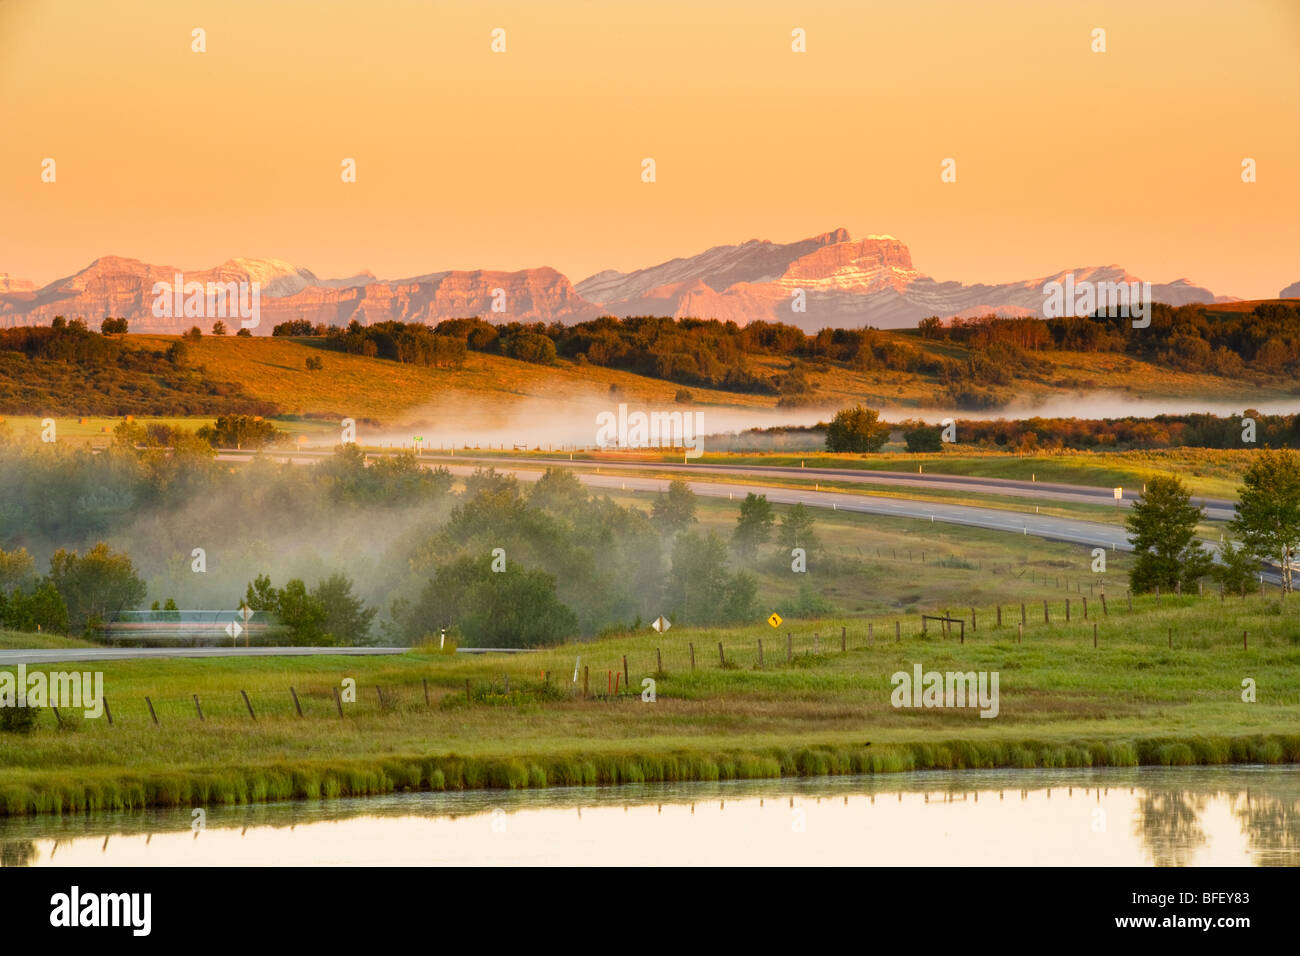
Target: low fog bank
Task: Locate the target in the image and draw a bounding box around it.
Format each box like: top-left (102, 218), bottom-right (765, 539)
top-left (341, 390), bottom-right (1300, 454)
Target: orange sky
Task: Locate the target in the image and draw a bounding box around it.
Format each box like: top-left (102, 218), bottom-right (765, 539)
top-left (2, 0), bottom-right (1297, 297)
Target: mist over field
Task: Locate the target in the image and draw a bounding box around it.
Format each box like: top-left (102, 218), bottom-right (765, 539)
top-left (342, 390), bottom-right (1300, 454)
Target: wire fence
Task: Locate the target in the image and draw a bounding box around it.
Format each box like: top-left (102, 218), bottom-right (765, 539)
top-left (24, 575), bottom-right (1286, 732)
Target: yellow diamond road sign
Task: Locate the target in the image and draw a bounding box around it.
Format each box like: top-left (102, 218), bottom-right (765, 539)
top-left (767, 613), bottom-right (783, 628)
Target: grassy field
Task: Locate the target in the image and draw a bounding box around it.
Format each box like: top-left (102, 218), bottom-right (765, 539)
top-left (2, 589), bottom-right (1297, 816)
top-left (0, 631), bottom-right (98, 651)
top-left (173, 333), bottom-right (1292, 416)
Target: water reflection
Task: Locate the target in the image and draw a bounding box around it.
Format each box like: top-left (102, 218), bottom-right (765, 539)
top-left (1, 766), bottom-right (1296, 866)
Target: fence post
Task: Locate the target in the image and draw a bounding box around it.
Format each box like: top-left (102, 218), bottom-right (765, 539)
top-left (583, 666), bottom-right (589, 698)
top-left (718, 642), bottom-right (725, 666)
top-left (145, 696), bottom-right (159, 726)
top-left (1043, 600), bottom-right (1049, 624)
top-left (690, 642), bottom-right (696, 670)
top-left (1018, 622), bottom-right (1023, 644)
top-left (868, 622), bottom-right (874, 643)
top-left (657, 647), bottom-right (663, 674)
top-left (758, 639), bottom-right (764, 667)
top-left (813, 633), bottom-right (820, 654)
top-left (290, 687), bottom-right (303, 717)
top-left (240, 689), bottom-right (256, 722)
top-left (1083, 597), bottom-right (1088, 620)
top-left (971, 608), bottom-right (976, 631)
top-left (895, 620), bottom-right (901, 642)
top-left (423, 678), bottom-right (430, 707)
top-left (997, 606), bottom-right (1002, 628)
top-left (841, 626), bottom-right (847, 652)
top-left (1244, 631), bottom-right (1248, 650)
top-left (1093, 624), bottom-right (1097, 648)
top-left (1021, 603), bottom-right (1026, 626)
top-left (623, 656), bottom-right (629, 688)
top-left (334, 686), bottom-right (344, 717)
top-left (1101, 594), bottom-right (1108, 616)
top-left (193, 694), bottom-right (204, 721)
top-left (103, 696), bottom-right (113, 726)
top-left (1066, 598), bottom-right (1071, 622)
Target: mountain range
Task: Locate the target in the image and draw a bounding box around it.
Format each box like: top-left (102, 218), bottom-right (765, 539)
top-left (0, 229), bottom-right (1260, 334)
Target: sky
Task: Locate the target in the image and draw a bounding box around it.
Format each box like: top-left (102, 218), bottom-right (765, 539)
top-left (1, 0), bottom-right (1297, 297)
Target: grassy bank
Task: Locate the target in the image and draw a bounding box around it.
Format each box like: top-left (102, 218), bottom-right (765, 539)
top-left (2, 590), bottom-right (1298, 816)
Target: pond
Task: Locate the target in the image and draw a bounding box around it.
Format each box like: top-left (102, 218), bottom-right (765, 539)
top-left (2, 766), bottom-right (1296, 866)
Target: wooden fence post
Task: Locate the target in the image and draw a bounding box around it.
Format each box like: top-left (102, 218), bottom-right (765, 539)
top-left (718, 641), bottom-right (725, 666)
top-left (1043, 600), bottom-right (1049, 624)
top-left (583, 666), bottom-right (589, 698)
top-left (423, 678), bottom-right (430, 707)
top-left (690, 642), bottom-right (696, 670)
top-left (1083, 597), bottom-right (1088, 620)
top-left (623, 656), bottom-right (629, 688)
top-left (103, 696), bottom-right (113, 726)
top-left (240, 689), bottom-right (255, 722)
top-left (1244, 631), bottom-right (1248, 650)
top-left (1021, 603), bottom-right (1026, 626)
top-left (290, 687), bottom-right (303, 717)
top-left (1066, 598), bottom-right (1071, 622)
top-left (193, 694), bottom-right (204, 721)
top-left (786, 633), bottom-right (792, 662)
top-left (1101, 594), bottom-right (1108, 616)
top-left (1018, 622), bottom-right (1023, 644)
top-left (996, 606), bottom-right (1002, 628)
top-left (145, 696), bottom-right (159, 726)
top-left (758, 639), bottom-right (764, 667)
top-left (971, 607), bottom-right (976, 631)
top-left (868, 622), bottom-right (874, 643)
top-left (657, 647), bottom-right (663, 673)
top-left (895, 620), bottom-right (901, 642)
top-left (841, 626), bottom-right (847, 652)
top-left (1093, 624), bottom-right (1097, 648)
top-left (334, 686), bottom-right (344, 717)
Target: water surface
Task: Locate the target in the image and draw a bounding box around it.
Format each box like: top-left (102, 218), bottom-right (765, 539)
top-left (3, 766), bottom-right (1296, 866)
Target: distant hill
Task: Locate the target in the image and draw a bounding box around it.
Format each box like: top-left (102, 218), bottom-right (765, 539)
top-left (4, 308), bottom-right (1296, 423)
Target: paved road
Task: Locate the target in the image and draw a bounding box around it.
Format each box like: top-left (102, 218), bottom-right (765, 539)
top-left (218, 449), bottom-right (1235, 519)
top-left (217, 449), bottom-right (1242, 558)
top-left (0, 646), bottom-right (535, 665)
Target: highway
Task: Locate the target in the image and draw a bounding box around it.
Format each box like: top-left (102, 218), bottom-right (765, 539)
top-left (217, 449), bottom-right (1236, 519)
top-left (0, 646), bottom-right (536, 665)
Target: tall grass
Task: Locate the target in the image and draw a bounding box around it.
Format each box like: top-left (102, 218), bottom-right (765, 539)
top-left (3, 734), bottom-right (1298, 817)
